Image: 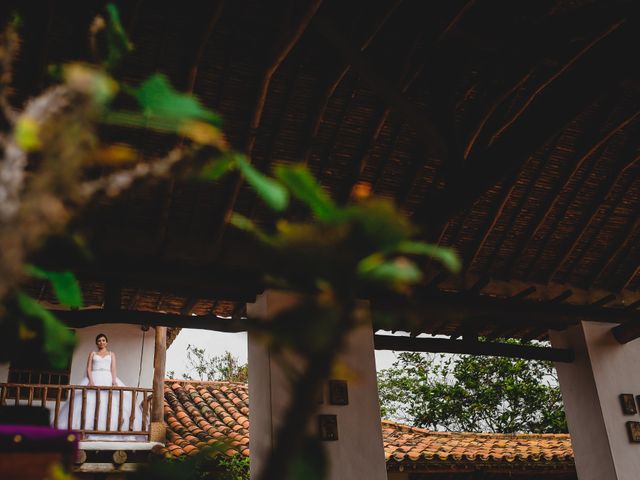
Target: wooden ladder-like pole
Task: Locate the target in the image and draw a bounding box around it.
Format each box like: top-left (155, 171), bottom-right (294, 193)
top-left (150, 326), bottom-right (167, 442)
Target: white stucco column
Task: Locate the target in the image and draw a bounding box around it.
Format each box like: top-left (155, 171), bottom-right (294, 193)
top-left (247, 290), bottom-right (387, 480)
top-left (550, 321), bottom-right (640, 480)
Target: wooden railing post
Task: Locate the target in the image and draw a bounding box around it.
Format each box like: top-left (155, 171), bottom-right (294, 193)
top-left (150, 326), bottom-right (167, 442)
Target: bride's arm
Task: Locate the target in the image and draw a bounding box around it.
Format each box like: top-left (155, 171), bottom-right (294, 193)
top-left (86, 352), bottom-right (94, 386)
top-left (111, 352), bottom-right (117, 386)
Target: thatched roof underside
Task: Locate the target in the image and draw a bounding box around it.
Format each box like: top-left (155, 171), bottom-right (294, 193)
top-left (7, 0), bottom-right (640, 341)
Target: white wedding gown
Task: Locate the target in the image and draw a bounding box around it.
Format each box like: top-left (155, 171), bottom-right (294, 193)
top-left (56, 353), bottom-right (145, 441)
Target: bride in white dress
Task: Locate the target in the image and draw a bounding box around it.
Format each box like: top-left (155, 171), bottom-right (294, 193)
top-left (57, 333), bottom-right (145, 440)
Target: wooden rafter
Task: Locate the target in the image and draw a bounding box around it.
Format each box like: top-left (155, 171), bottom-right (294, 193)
top-left (247, 59), bottom-right (303, 218)
top-left (436, 0), bottom-right (477, 43)
top-left (301, 0), bottom-right (404, 166)
top-left (498, 96), bottom-right (616, 278)
top-left (180, 297), bottom-right (199, 316)
top-left (246, 0), bottom-right (323, 155)
top-left (547, 139), bottom-right (640, 284)
top-left (588, 207), bottom-right (640, 286)
top-left (622, 256), bottom-right (640, 291)
top-left (104, 281), bottom-right (121, 311)
top-left (417, 15), bottom-right (637, 230)
top-left (463, 70), bottom-right (533, 161)
top-left (127, 289), bottom-right (141, 311)
top-left (311, 13), bottom-right (446, 158)
top-left (370, 122), bottom-right (404, 193)
top-left (555, 158), bottom-right (638, 284)
top-left (315, 76), bottom-right (358, 183)
top-left (339, 0), bottom-right (480, 205)
top-left (185, 1), bottom-right (225, 93)
top-left (338, 30), bottom-right (425, 204)
top-left (521, 108), bottom-right (640, 280)
top-left (211, 0), bottom-right (322, 257)
top-left (489, 21), bottom-right (626, 145)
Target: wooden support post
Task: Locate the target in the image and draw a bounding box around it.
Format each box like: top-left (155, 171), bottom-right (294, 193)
top-left (150, 326), bottom-right (167, 442)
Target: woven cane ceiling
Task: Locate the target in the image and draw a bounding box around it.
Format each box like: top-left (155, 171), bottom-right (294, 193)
top-left (7, 0), bottom-right (640, 338)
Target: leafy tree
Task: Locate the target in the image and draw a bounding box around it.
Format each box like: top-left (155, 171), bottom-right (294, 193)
top-left (183, 346), bottom-right (248, 383)
top-left (377, 349), bottom-right (567, 434)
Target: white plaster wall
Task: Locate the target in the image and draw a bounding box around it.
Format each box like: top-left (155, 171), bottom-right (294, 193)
top-left (248, 291), bottom-right (387, 480)
top-left (551, 321), bottom-right (640, 480)
top-left (70, 324), bottom-right (156, 388)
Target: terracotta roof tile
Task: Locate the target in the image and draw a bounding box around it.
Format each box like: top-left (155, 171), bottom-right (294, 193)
top-left (161, 380), bottom-right (575, 471)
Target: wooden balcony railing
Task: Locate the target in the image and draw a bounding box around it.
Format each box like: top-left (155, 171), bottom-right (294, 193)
top-left (0, 383), bottom-right (153, 441)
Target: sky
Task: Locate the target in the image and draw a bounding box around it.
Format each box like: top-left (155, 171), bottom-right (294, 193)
top-left (166, 329), bottom-right (407, 380)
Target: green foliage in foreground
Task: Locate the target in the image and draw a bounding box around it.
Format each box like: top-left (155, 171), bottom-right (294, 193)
top-left (131, 448), bottom-right (249, 480)
top-left (378, 348), bottom-right (567, 434)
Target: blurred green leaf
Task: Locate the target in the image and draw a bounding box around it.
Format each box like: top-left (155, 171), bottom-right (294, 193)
top-left (274, 164), bottom-right (338, 221)
top-left (16, 292), bottom-right (76, 370)
top-left (131, 74), bottom-right (221, 127)
top-left (236, 155), bottom-right (289, 211)
top-left (230, 213), bottom-right (274, 245)
top-left (395, 241), bottom-right (461, 273)
top-left (357, 255), bottom-right (423, 286)
top-left (348, 199), bottom-right (413, 251)
top-left (105, 3), bottom-right (133, 69)
top-left (27, 265), bottom-right (83, 308)
top-left (102, 110), bottom-right (180, 131)
top-left (200, 154), bottom-right (237, 181)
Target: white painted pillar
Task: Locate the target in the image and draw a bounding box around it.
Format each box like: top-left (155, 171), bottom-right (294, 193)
top-left (247, 290), bottom-right (387, 480)
top-left (550, 321), bottom-right (640, 480)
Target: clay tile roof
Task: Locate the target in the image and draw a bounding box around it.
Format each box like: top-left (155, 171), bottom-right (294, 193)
top-left (161, 380), bottom-right (575, 473)
top-left (381, 420), bottom-right (574, 469)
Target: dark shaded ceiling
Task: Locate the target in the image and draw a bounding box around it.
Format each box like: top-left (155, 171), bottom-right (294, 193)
top-left (6, 0), bottom-right (640, 340)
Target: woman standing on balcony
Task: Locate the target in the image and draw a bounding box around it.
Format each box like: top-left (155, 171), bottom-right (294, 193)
top-left (56, 333), bottom-right (145, 440)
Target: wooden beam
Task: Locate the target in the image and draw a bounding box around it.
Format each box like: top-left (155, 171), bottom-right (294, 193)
top-left (150, 326), bottom-right (167, 441)
top-left (373, 335), bottom-right (574, 362)
top-left (53, 309), bottom-right (247, 332)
